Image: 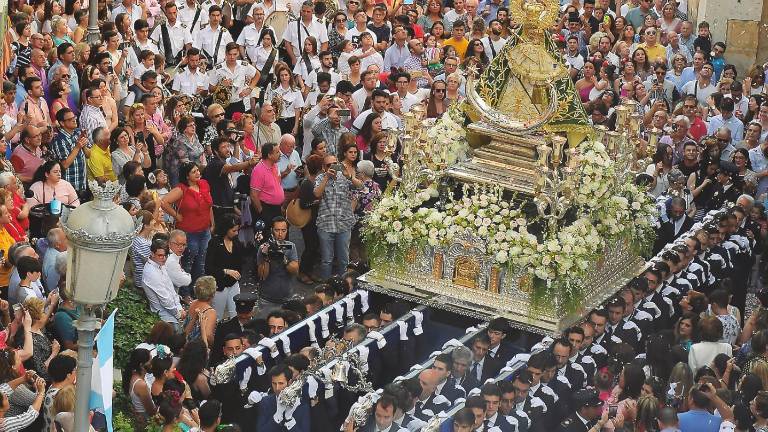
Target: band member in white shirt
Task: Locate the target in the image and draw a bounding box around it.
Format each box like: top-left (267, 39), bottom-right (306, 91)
top-left (208, 43), bottom-right (260, 116)
top-left (193, 5), bottom-right (234, 67)
top-left (151, 2), bottom-right (193, 67)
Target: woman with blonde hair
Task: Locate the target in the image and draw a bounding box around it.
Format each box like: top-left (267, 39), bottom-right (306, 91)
top-left (751, 359), bottom-right (768, 390)
top-left (124, 102), bottom-right (165, 172)
top-left (184, 275), bottom-right (217, 346)
top-left (50, 16), bottom-right (74, 47)
top-left (236, 112), bottom-right (258, 157)
top-left (22, 296), bottom-right (60, 381)
top-left (667, 361), bottom-right (694, 411)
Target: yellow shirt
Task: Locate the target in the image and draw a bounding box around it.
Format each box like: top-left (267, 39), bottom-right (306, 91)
top-left (443, 37), bottom-right (470, 60)
top-left (87, 144), bottom-right (117, 182)
top-left (636, 43), bottom-right (666, 64)
top-left (0, 229), bottom-right (15, 287)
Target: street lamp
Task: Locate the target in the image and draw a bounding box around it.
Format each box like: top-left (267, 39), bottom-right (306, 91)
top-left (86, 0), bottom-right (101, 43)
top-left (61, 181), bottom-right (139, 432)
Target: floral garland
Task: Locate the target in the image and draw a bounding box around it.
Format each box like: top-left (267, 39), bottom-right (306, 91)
top-left (363, 115), bottom-right (657, 312)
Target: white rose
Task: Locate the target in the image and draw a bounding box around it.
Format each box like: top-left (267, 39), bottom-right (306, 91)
top-left (392, 221), bottom-right (403, 231)
top-left (385, 233), bottom-right (398, 244)
top-left (496, 250), bottom-right (509, 263)
top-left (478, 226), bottom-right (489, 236)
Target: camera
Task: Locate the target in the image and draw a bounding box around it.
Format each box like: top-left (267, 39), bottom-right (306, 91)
top-left (264, 237), bottom-right (293, 264)
top-left (226, 128), bottom-right (245, 140)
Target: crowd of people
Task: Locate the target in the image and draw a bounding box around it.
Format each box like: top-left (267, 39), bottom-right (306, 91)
top-left (0, 0), bottom-right (765, 430)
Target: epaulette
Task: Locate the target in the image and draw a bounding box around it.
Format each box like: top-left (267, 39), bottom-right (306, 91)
top-left (560, 417), bottom-right (573, 427)
top-left (241, 60), bottom-right (249, 66)
top-left (181, 23), bottom-right (188, 28)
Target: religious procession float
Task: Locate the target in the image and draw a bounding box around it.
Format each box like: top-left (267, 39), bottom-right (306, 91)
top-left (360, 0), bottom-right (659, 334)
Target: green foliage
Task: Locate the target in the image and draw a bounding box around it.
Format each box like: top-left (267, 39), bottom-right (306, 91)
top-left (105, 283), bottom-right (158, 369)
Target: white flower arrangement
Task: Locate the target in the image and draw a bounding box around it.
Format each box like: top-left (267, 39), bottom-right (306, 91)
top-left (364, 131), bottom-right (657, 307)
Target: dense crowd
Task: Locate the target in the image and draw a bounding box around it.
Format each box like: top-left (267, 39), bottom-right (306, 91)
top-left (0, 0), bottom-right (766, 431)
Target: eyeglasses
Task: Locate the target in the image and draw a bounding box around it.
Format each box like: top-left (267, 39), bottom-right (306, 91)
top-left (646, 31), bottom-right (656, 36)
top-left (434, 88), bottom-right (446, 93)
top-left (62, 116), bottom-right (76, 122)
top-left (60, 74), bottom-right (71, 79)
top-left (717, 138), bottom-right (729, 142)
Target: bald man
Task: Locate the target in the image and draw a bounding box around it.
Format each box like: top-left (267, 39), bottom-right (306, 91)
top-left (277, 133), bottom-right (302, 199)
top-left (414, 370), bottom-right (452, 421)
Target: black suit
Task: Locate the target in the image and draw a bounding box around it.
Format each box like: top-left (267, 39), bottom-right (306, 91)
top-left (436, 377), bottom-right (466, 404)
top-left (256, 394), bottom-right (311, 432)
top-left (454, 371), bottom-right (481, 393)
top-left (210, 316), bottom-right (246, 367)
top-left (556, 415), bottom-right (590, 432)
top-left (488, 341), bottom-right (520, 365)
top-left (653, 215), bottom-right (694, 255)
top-left (468, 356), bottom-right (501, 386)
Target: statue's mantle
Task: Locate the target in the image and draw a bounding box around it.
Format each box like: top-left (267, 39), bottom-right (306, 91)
top-left (363, 231), bottom-right (645, 335)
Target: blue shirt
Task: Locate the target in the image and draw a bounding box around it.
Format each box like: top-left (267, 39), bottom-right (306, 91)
top-left (678, 409), bottom-right (722, 432)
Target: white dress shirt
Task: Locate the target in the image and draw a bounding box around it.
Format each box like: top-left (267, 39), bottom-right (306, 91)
top-left (142, 259), bottom-right (183, 322)
top-left (166, 252), bottom-right (191, 289)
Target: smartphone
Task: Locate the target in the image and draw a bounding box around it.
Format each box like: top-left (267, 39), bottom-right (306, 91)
top-left (337, 109), bottom-right (351, 117)
top-left (119, 41), bottom-right (129, 50)
top-left (608, 404), bottom-right (618, 418)
top-left (603, 15), bottom-right (610, 24)
top-left (330, 162), bottom-right (344, 173)
top-left (0, 249), bottom-right (5, 261)
top-left (108, 65), bottom-right (114, 74)
top-left (403, 0), bottom-right (414, 4)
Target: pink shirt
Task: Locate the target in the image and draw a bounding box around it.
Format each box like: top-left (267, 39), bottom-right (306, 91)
top-left (10, 144), bottom-right (43, 183)
top-left (250, 160), bottom-right (284, 205)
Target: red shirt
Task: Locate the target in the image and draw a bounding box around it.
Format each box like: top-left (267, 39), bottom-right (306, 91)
top-left (689, 117), bottom-right (708, 142)
top-left (250, 161), bottom-right (284, 205)
top-left (176, 180), bottom-right (213, 233)
top-left (11, 191), bottom-right (29, 231)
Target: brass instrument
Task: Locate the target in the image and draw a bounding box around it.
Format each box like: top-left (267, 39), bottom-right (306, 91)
top-left (271, 91), bottom-right (285, 118)
top-left (212, 77), bottom-right (233, 109)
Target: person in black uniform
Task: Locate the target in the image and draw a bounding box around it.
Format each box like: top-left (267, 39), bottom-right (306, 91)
top-left (557, 389), bottom-right (607, 432)
top-left (210, 292), bottom-right (259, 366)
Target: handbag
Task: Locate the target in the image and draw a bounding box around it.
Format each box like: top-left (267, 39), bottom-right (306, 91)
top-left (285, 197), bottom-right (311, 228)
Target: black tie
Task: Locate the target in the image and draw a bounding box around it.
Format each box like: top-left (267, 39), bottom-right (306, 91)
top-left (415, 401), bottom-right (423, 413)
top-left (605, 325), bottom-right (613, 339)
top-left (483, 419), bottom-right (490, 431)
top-left (471, 362), bottom-right (480, 380)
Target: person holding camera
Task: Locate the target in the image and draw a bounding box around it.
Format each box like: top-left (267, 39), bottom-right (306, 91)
top-left (256, 216), bottom-right (299, 312)
top-left (203, 137), bottom-right (258, 225)
top-left (313, 154), bottom-right (362, 280)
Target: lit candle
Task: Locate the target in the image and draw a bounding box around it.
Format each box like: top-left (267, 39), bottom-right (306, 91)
top-left (551, 136), bottom-right (566, 166)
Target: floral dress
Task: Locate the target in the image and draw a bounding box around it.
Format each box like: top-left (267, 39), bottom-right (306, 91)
top-left (164, 134), bottom-right (206, 186)
top-left (354, 179), bottom-right (382, 219)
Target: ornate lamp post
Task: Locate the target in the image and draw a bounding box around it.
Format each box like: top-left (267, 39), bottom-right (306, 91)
top-left (61, 182), bottom-right (139, 432)
top-left (87, 0), bottom-right (101, 43)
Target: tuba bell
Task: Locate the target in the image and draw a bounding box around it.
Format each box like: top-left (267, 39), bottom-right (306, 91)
top-left (211, 81), bottom-right (233, 109)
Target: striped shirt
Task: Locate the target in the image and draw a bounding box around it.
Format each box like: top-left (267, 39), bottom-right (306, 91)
top-left (0, 383), bottom-right (40, 432)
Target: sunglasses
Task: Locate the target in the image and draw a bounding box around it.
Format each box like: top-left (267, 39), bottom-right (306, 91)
top-left (61, 74), bottom-right (71, 79)
top-left (434, 88), bottom-right (446, 93)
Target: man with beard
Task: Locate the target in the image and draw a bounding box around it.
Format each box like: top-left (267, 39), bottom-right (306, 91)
top-left (481, 19), bottom-right (507, 61)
